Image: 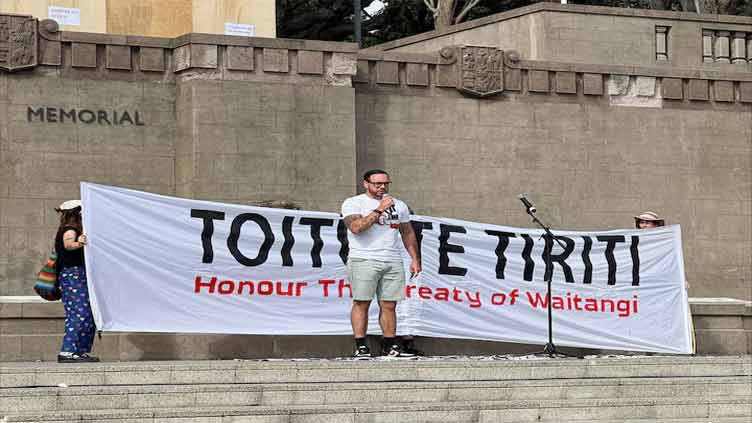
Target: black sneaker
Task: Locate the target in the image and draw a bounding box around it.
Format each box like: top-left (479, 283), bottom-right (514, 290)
top-left (57, 353), bottom-right (100, 363)
top-left (353, 345), bottom-right (372, 359)
top-left (401, 345), bottom-right (424, 357)
top-left (78, 353), bottom-right (100, 362)
top-left (402, 340), bottom-right (424, 357)
top-left (382, 343), bottom-right (415, 359)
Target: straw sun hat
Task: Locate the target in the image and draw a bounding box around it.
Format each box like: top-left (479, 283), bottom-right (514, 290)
top-left (634, 211), bottom-right (664, 228)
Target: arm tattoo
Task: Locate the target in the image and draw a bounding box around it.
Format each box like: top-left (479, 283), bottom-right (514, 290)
top-left (343, 215), bottom-right (360, 231)
top-left (343, 212), bottom-right (379, 234)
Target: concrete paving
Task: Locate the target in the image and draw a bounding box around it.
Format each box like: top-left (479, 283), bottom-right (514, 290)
top-left (1, 355), bottom-right (750, 387)
top-left (0, 377), bottom-right (749, 412)
top-left (0, 356), bottom-right (749, 422)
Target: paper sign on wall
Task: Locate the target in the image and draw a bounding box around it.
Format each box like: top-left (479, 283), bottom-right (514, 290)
top-left (225, 22), bottom-right (255, 37)
top-left (48, 6), bottom-right (81, 26)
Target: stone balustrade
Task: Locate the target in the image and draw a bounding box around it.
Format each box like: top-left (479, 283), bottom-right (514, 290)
top-left (703, 29), bottom-right (752, 65)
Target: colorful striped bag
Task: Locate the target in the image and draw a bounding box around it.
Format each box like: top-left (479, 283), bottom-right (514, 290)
top-left (33, 251), bottom-right (61, 301)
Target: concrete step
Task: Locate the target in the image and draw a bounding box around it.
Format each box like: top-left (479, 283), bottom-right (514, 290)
top-left (1, 377), bottom-right (749, 413)
top-left (2, 396), bottom-right (751, 422)
top-left (612, 420), bottom-right (752, 423)
top-left (1, 356), bottom-right (749, 388)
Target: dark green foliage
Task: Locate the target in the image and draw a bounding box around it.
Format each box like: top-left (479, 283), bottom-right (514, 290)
top-left (276, 0), bottom-right (436, 45)
top-left (361, 0), bottom-right (435, 46)
top-left (276, 0), bottom-right (750, 46)
top-left (276, 0), bottom-right (363, 40)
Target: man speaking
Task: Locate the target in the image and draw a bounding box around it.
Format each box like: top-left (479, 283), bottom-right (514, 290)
top-left (341, 169), bottom-right (421, 358)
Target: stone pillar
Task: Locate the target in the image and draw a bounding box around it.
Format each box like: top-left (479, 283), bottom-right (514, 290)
top-left (702, 30), bottom-right (714, 63)
top-left (748, 34), bottom-right (752, 65)
top-left (655, 26), bottom-right (669, 62)
top-left (714, 31), bottom-right (730, 63)
top-left (731, 32), bottom-right (747, 64)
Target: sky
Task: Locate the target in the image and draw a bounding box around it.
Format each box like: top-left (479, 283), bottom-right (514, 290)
top-left (365, 0), bottom-right (385, 15)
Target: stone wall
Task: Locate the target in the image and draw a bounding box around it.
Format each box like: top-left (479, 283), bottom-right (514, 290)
top-left (175, 76), bottom-right (356, 211)
top-left (0, 25), bottom-right (358, 296)
top-left (1, 0), bottom-right (277, 38)
top-left (369, 12), bottom-right (539, 62)
top-left (1, 8), bottom-right (750, 305)
top-left (370, 3), bottom-right (752, 70)
top-left (353, 51), bottom-right (752, 301)
top-left (0, 76), bottom-right (177, 296)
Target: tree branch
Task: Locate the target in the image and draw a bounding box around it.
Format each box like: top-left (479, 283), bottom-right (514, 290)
top-left (455, 0), bottom-right (483, 24)
top-left (423, 0), bottom-right (438, 13)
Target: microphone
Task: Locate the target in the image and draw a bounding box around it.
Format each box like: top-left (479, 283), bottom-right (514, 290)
top-left (383, 194), bottom-right (398, 218)
top-left (518, 194), bottom-right (537, 214)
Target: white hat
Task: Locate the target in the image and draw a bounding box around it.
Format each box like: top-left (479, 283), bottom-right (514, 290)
top-left (58, 200), bottom-right (82, 211)
top-left (634, 211), bottom-right (664, 227)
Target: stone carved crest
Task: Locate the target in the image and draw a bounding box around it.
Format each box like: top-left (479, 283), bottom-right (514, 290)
top-left (458, 46), bottom-right (504, 97)
top-left (0, 14), bottom-right (38, 71)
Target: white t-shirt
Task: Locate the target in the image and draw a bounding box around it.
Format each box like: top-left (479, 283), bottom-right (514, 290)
top-left (341, 193), bottom-right (411, 262)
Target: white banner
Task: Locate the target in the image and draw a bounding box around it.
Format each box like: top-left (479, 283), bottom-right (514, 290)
top-left (82, 183), bottom-right (694, 354)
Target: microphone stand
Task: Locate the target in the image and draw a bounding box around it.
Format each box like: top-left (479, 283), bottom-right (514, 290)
top-left (521, 202), bottom-right (582, 359)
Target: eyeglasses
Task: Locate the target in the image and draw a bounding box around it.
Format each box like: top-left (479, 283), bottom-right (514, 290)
top-left (367, 181), bottom-right (391, 187)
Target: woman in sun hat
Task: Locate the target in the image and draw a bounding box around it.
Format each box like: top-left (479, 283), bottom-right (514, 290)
top-left (633, 209), bottom-right (696, 352)
top-left (634, 211), bottom-right (665, 229)
top-left (55, 200), bottom-right (99, 363)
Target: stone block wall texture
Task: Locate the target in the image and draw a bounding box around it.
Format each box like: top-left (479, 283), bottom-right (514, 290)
top-left (355, 87), bottom-right (751, 301)
top-left (382, 14), bottom-right (538, 62)
top-left (176, 79), bottom-right (355, 211)
top-left (1, 0), bottom-right (277, 38)
top-left (0, 37), bottom-right (358, 296)
top-left (1, 7), bottom-right (751, 306)
top-left (0, 75), bottom-right (177, 297)
top-left (375, 4), bottom-right (752, 70)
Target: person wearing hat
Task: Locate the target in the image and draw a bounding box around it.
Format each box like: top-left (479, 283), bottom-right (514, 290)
top-left (634, 211), bottom-right (665, 229)
top-left (54, 200), bottom-right (99, 363)
top-left (633, 210), bottom-right (696, 353)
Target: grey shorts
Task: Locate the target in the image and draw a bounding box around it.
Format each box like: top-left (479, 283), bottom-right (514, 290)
top-left (347, 258), bottom-right (406, 302)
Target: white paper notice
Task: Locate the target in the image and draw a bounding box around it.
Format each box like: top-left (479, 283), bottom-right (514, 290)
top-left (224, 23), bottom-right (255, 37)
top-left (48, 6), bottom-right (81, 26)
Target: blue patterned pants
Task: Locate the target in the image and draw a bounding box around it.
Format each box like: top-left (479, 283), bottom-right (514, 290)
top-left (59, 266), bottom-right (96, 354)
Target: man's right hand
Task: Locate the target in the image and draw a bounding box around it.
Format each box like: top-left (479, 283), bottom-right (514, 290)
top-left (377, 196), bottom-right (394, 212)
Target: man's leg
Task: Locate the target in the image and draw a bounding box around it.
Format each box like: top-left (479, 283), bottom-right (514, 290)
top-left (376, 261), bottom-right (405, 338)
top-left (378, 300), bottom-right (397, 338)
top-left (348, 258), bottom-right (381, 357)
top-left (379, 300), bottom-right (409, 356)
top-left (351, 300), bottom-right (371, 338)
top-left (377, 261), bottom-right (407, 356)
